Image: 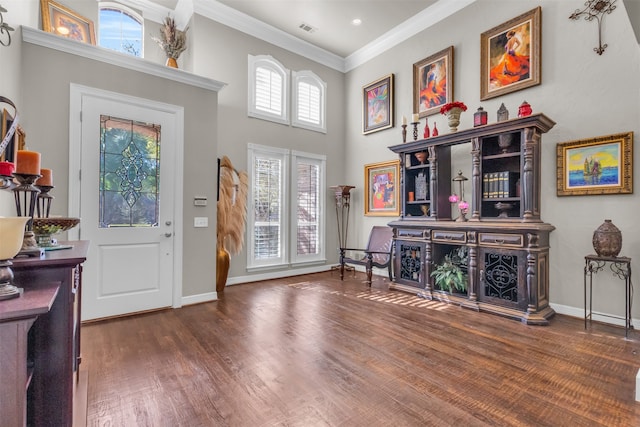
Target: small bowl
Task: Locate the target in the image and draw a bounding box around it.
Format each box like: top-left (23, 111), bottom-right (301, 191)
top-left (0, 217), bottom-right (29, 259)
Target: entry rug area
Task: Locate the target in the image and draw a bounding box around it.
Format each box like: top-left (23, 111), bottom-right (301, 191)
top-left (287, 281), bottom-right (452, 312)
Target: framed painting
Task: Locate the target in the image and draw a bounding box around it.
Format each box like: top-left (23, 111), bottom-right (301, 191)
top-left (1, 109), bottom-right (25, 163)
top-left (556, 132), bottom-right (633, 196)
top-left (363, 74), bottom-right (394, 134)
top-left (40, 0), bottom-right (96, 45)
top-left (413, 46), bottom-right (453, 118)
top-left (480, 7), bottom-right (541, 101)
top-left (364, 160), bottom-right (400, 216)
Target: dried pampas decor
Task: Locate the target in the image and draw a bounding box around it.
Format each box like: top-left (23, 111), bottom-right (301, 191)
top-left (216, 156), bottom-right (248, 291)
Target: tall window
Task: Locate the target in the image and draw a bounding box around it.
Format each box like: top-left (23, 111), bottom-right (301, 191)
top-left (292, 71), bottom-right (326, 133)
top-left (247, 144), bottom-right (326, 269)
top-left (99, 3), bottom-right (143, 57)
top-left (248, 55), bottom-right (289, 125)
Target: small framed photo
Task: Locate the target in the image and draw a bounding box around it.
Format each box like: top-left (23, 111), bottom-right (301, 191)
top-left (363, 74), bottom-right (394, 134)
top-left (364, 160), bottom-right (400, 216)
top-left (556, 132), bottom-right (633, 196)
top-left (40, 0), bottom-right (96, 45)
top-left (480, 7), bottom-right (541, 101)
top-left (413, 46), bottom-right (453, 118)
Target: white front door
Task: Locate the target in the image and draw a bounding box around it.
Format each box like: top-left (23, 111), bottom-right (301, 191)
top-left (70, 86), bottom-right (183, 321)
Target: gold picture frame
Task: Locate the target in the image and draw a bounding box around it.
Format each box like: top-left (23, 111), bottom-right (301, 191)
top-left (480, 7), bottom-right (541, 101)
top-left (556, 132), bottom-right (633, 196)
top-left (413, 46), bottom-right (453, 118)
top-left (364, 160), bottom-right (400, 216)
top-left (40, 0), bottom-right (96, 45)
top-left (1, 109), bottom-right (25, 163)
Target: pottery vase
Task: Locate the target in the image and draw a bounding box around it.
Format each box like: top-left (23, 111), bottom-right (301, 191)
top-left (216, 247), bottom-right (230, 292)
top-left (166, 57), bottom-right (178, 68)
top-left (446, 107), bottom-right (463, 132)
top-left (592, 219), bottom-right (622, 257)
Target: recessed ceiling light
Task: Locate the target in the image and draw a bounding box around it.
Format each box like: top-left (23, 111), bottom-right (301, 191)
top-left (352, 18), bottom-right (362, 26)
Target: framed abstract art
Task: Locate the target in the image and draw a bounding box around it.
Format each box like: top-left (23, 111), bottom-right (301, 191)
top-left (363, 74), bottom-right (394, 134)
top-left (364, 160), bottom-right (400, 216)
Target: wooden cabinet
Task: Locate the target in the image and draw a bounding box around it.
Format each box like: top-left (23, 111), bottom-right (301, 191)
top-left (4, 241), bottom-right (89, 427)
top-left (388, 115), bottom-right (555, 324)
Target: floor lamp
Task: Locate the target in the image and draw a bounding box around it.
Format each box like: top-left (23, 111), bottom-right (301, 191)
top-left (331, 185), bottom-right (355, 272)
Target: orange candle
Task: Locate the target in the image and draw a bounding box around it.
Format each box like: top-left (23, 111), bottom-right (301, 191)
top-left (37, 168), bottom-right (53, 186)
top-left (15, 150), bottom-right (41, 175)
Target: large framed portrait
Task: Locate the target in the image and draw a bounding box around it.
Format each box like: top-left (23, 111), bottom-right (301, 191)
top-left (480, 7), bottom-right (541, 101)
top-left (364, 160), bottom-right (400, 216)
top-left (413, 46), bottom-right (453, 118)
top-left (556, 132), bottom-right (633, 196)
top-left (363, 74), bottom-right (394, 134)
top-left (40, 0), bottom-right (96, 45)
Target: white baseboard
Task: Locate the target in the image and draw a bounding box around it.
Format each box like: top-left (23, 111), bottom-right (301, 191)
top-left (181, 291), bottom-right (218, 306)
top-left (550, 302), bottom-right (636, 328)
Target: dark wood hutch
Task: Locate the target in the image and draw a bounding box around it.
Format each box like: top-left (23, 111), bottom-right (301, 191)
top-left (388, 114), bottom-right (555, 325)
top-left (0, 241), bottom-right (88, 426)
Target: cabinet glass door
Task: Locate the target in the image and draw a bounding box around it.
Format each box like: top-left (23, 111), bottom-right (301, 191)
top-left (395, 240), bottom-right (425, 289)
top-left (478, 247), bottom-right (527, 310)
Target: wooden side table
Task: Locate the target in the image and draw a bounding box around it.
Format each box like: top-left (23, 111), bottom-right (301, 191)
top-left (584, 255), bottom-right (633, 338)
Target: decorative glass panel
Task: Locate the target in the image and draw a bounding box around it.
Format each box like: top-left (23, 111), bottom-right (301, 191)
top-left (99, 115), bottom-right (160, 228)
top-left (484, 253), bottom-right (518, 301)
top-left (400, 243), bottom-right (421, 282)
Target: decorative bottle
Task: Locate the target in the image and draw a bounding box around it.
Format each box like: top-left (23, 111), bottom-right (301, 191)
top-left (423, 118), bottom-right (430, 138)
top-left (432, 122), bottom-right (439, 136)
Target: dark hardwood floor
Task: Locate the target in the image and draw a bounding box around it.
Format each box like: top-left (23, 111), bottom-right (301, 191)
top-left (81, 271), bottom-right (640, 426)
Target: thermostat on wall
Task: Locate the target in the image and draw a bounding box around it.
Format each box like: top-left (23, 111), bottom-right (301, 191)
top-left (194, 197), bottom-right (207, 206)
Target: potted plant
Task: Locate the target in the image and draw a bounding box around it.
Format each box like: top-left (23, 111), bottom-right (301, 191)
top-left (430, 246), bottom-right (468, 293)
top-left (152, 15), bottom-right (188, 68)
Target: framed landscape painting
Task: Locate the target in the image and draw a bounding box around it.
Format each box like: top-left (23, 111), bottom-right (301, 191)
top-left (363, 74), bottom-right (394, 134)
top-left (364, 160), bottom-right (400, 216)
top-left (480, 7), bottom-right (541, 101)
top-left (413, 46), bottom-right (453, 118)
top-left (40, 0), bottom-right (96, 45)
top-left (556, 132), bottom-right (633, 196)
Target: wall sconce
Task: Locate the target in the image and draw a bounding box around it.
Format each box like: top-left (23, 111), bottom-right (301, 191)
top-left (0, 4), bottom-right (15, 47)
top-left (569, 0), bottom-right (617, 55)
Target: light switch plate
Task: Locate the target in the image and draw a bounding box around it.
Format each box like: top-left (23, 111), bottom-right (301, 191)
top-left (194, 217), bottom-right (208, 227)
top-left (194, 197), bottom-right (207, 206)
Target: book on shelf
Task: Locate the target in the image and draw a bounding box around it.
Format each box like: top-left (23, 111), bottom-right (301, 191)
top-left (483, 171), bottom-right (520, 198)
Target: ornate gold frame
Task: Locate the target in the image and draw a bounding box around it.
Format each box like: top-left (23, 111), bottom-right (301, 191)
top-left (364, 160), bottom-right (400, 216)
top-left (556, 132), bottom-right (633, 196)
top-left (362, 74), bottom-right (394, 135)
top-left (40, 0), bottom-right (96, 45)
top-left (413, 46), bottom-right (453, 118)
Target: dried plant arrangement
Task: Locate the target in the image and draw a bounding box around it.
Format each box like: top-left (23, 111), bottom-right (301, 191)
top-left (152, 15), bottom-right (188, 60)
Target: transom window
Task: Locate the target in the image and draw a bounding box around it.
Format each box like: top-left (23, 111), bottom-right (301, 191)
top-left (99, 2), bottom-right (143, 57)
top-left (292, 70), bottom-right (326, 133)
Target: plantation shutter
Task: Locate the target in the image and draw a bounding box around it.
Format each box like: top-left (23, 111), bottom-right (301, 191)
top-left (296, 81), bottom-right (320, 125)
top-left (295, 160), bottom-right (320, 255)
top-left (255, 66), bottom-right (283, 116)
top-left (253, 155), bottom-right (283, 260)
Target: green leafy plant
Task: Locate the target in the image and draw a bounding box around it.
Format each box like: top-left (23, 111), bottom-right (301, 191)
top-left (430, 246), bottom-right (468, 293)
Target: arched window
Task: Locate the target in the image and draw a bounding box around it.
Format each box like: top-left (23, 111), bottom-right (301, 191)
top-left (99, 2), bottom-right (143, 57)
top-left (292, 70), bottom-right (326, 133)
top-left (248, 55), bottom-right (289, 125)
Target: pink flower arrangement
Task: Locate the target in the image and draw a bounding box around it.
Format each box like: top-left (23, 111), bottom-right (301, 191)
top-left (458, 201), bottom-right (469, 211)
top-left (448, 194), bottom-right (459, 203)
top-left (440, 101), bottom-right (468, 115)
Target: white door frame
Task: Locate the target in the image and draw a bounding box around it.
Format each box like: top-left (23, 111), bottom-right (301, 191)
top-left (68, 83), bottom-right (184, 310)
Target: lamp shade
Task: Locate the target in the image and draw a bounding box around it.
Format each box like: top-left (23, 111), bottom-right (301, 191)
top-left (0, 217), bottom-right (28, 259)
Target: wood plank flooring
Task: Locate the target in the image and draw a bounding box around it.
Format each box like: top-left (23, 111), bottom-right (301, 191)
top-left (81, 272), bottom-right (640, 426)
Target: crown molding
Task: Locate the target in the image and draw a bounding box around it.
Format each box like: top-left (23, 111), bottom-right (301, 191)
top-left (22, 26), bottom-right (226, 92)
top-left (192, 0), bottom-right (346, 72)
top-left (344, 0), bottom-right (478, 72)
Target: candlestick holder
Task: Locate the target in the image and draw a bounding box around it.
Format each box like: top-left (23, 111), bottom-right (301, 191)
top-left (36, 185), bottom-right (54, 218)
top-left (401, 124), bottom-right (407, 143)
top-left (411, 122), bottom-right (419, 141)
top-left (12, 172), bottom-right (44, 257)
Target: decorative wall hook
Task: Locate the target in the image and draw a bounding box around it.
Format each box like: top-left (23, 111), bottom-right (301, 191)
top-left (569, 0), bottom-right (617, 55)
top-left (0, 4), bottom-right (15, 47)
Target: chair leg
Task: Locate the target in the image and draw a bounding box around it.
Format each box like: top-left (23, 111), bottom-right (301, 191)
top-left (365, 254), bottom-right (373, 286)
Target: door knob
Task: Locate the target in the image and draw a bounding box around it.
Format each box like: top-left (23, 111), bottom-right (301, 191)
top-left (165, 221), bottom-right (172, 226)
top-left (164, 232), bottom-right (172, 237)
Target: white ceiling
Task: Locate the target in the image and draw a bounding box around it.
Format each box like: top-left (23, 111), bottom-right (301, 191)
top-left (133, 0), bottom-right (477, 71)
top-left (213, 0), bottom-right (437, 58)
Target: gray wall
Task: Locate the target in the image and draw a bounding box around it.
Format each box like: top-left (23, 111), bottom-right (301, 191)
top-left (344, 0), bottom-right (640, 318)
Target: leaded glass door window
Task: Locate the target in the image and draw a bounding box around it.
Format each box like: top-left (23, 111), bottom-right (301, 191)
top-left (99, 115), bottom-right (160, 228)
